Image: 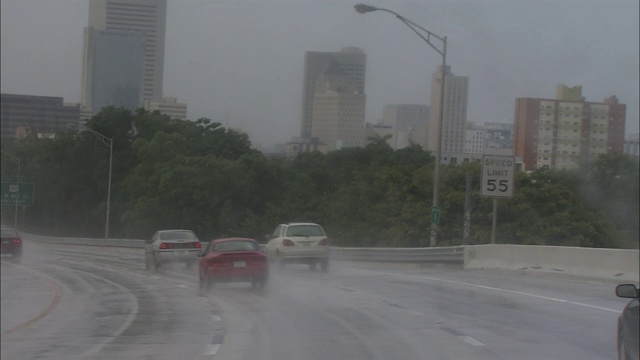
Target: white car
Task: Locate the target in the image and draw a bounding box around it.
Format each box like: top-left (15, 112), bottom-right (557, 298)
top-left (266, 223), bottom-right (330, 271)
top-left (149, 229), bottom-right (202, 269)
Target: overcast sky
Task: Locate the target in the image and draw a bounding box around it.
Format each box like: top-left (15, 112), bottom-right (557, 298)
top-left (2, 0), bottom-right (638, 147)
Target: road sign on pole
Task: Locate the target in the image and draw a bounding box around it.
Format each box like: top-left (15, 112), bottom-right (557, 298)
top-left (481, 155), bottom-right (515, 198)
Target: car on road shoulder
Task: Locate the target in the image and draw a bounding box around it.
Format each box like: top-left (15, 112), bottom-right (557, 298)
top-left (1, 226), bottom-right (23, 262)
top-left (198, 237), bottom-right (268, 291)
top-left (616, 283), bottom-right (639, 360)
top-left (148, 229), bottom-right (201, 269)
top-left (265, 222), bottom-right (330, 271)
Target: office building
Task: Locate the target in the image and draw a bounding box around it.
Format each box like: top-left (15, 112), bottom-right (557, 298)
top-left (381, 104), bottom-right (429, 149)
top-left (1, 93), bottom-right (80, 138)
top-left (483, 122), bottom-right (514, 156)
top-left (301, 47), bottom-right (366, 141)
top-left (144, 97), bottom-right (188, 120)
top-left (624, 133), bottom-right (639, 162)
top-left (310, 62), bottom-right (366, 152)
top-left (427, 65), bottom-right (469, 154)
top-left (463, 123), bottom-right (484, 154)
top-left (81, 27), bottom-right (145, 115)
top-left (514, 85), bottom-right (626, 170)
top-left (87, 0), bottom-right (167, 102)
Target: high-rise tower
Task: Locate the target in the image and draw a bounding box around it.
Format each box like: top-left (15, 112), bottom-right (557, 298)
top-left (81, 0), bottom-right (167, 114)
top-left (427, 65), bottom-right (469, 154)
top-left (301, 47), bottom-right (366, 142)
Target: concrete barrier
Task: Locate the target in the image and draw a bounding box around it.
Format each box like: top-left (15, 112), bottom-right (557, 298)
top-left (20, 232), bottom-right (639, 282)
top-left (464, 244), bottom-right (639, 282)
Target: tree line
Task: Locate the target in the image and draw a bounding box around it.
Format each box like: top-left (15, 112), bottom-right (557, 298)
top-left (1, 107), bottom-right (638, 249)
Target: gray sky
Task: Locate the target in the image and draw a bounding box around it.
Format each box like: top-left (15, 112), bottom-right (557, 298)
top-left (2, 0), bottom-right (638, 147)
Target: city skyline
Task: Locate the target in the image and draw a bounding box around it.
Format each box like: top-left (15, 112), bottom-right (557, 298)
top-left (2, 0), bottom-right (638, 147)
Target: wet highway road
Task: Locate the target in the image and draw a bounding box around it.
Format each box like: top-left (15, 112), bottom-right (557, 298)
top-left (1, 239), bottom-right (632, 359)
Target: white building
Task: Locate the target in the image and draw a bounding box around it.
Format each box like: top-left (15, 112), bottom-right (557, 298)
top-left (463, 126), bottom-right (484, 154)
top-left (624, 133), bottom-right (639, 162)
top-left (144, 97), bottom-right (187, 120)
top-left (428, 65), bottom-right (469, 154)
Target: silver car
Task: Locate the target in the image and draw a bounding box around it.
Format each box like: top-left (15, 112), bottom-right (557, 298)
top-left (266, 222), bottom-right (330, 271)
top-left (149, 229), bottom-right (202, 269)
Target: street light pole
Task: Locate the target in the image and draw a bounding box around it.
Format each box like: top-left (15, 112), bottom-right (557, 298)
top-left (68, 124), bottom-right (113, 239)
top-left (14, 157), bottom-right (20, 229)
top-left (355, 4), bottom-right (447, 246)
top-left (2, 151), bottom-right (21, 229)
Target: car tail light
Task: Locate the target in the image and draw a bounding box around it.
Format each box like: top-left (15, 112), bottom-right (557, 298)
top-left (282, 239), bottom-right (295, 246)
top-left (10, 238), bottom-right (22, 244)
top-left (160, 242), bottom-right (172, 249)
top-left (319, 238), bottom-right (328, 246)
top-left (194, 242), bottom-right (201, 248)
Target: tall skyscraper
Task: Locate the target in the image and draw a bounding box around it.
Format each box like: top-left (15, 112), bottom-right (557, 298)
top-left (81, 27), bottom-right (145, 114)
top-left (301, 47), bottom-right (366, 141)
top-left (81, 0), bottom-right (167, 114)
top-left (514, 85), bottom-right (626, 170)
top-left (310, 59), bottom-right (366, 152)
top-left (427, 65), bottom-right (469, 154)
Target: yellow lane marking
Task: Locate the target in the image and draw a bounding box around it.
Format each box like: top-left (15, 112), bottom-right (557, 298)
top-left (0, 260), bottom-right (63, 339)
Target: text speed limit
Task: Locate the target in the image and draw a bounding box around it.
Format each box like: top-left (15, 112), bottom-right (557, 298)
top-left (481, 155), bottom-right (515, 198)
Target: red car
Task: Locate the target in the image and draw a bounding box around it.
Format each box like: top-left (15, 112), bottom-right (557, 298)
top-left (198, 238), bottom-right (268, 291)
top-left (1, 226), bottom-right (23, 262)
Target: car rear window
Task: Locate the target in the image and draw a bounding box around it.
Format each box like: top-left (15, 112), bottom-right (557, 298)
top-left (160, 231), bottom-right (196, 240)
top-left (214, 240), bottom-right (259, 252)
top-left (286, 225), bottom-right (325, 237)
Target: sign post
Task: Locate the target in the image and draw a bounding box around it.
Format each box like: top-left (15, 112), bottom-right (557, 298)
top-left (481, 155), bottom-right (515, 243)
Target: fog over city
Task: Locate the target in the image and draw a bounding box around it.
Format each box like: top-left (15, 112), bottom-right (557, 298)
top-left (1, 0), bottom-right (638, 147)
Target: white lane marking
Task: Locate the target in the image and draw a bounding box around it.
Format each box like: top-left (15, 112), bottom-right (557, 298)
top-left (212, 314), bottom-right (222, 322)
top-left (204, 344), bottom-right (221, 355)
top-left (73, 270), bottom-right (140, 358)
top-left (177, 284), bottom-right (188, 288)
top-left (459, 336), bottom-right (485, 346)
top-left (361, 270), bottom-right (621, 313)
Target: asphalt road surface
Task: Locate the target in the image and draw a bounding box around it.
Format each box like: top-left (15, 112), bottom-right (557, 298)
top-left (1, 239), bottom-right (632, 359)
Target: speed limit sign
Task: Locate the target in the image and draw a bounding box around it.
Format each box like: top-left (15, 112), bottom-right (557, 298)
top-left (481, 155), bottom-right (515, 198)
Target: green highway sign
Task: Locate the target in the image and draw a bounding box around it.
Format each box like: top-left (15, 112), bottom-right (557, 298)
top-left (431, 207), bottom-right (441, 224)
top-left (1, 182), bottom-right (35, 206)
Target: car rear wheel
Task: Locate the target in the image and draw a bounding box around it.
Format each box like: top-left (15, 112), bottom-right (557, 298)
top-left (618, 337), bottom-right (631, 360)
top-left (275, 250), bottom-right (285, 269)
top-left (319, 258), bottom-right (329, 272)
top-left (252, 277), bottom-right (267, 289)
top-left (199, 271), bottom-right (211, 292)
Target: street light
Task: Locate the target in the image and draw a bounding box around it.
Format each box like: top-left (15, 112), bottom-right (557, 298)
top-left (68, 124), bottom-right (113, 239)
top-left (1, 151), bottom-right (21, 229)
top-left (355, 3), bottom-right (447, 247)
